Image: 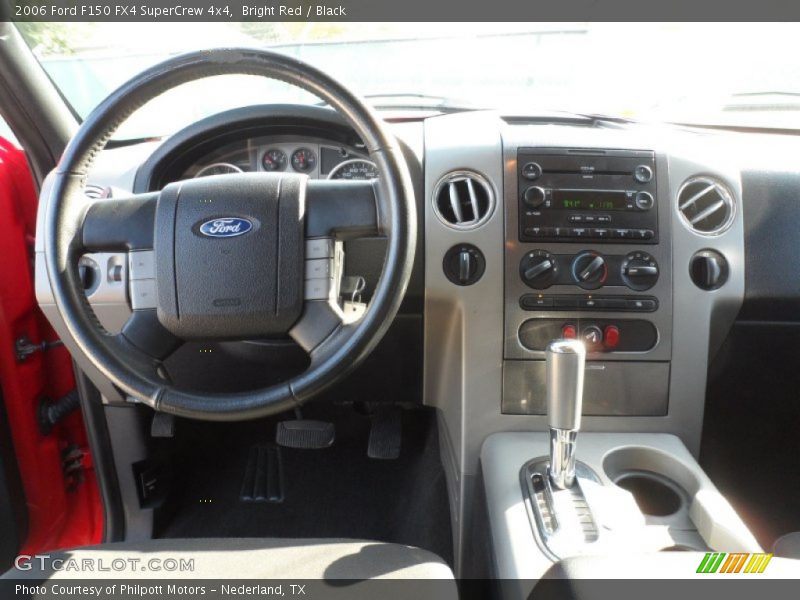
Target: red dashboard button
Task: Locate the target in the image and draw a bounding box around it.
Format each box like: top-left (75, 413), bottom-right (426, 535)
top-left (562, 324), bottom-right (577, 339)
top-left (604, 325), bottom-right (620, 349)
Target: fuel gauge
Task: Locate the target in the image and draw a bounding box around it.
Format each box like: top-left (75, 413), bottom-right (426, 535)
top-left (262, 148), bottom-right (287, 172)
top-left (291, 148), bottom-right (317, 172)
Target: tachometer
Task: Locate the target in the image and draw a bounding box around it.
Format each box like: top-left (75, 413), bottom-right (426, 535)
top-left (291, 148), bottom-right (317, 172)
top-left (262, 148), bottom-right (287, 172)
top-left (327, 159), bottom-right (379, 181)
top-left (194, 162), bottom-right (243, 177)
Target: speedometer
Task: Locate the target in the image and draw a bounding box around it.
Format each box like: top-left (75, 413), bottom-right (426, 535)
top-left (327, 159), bottom-right (379, 181)
top-left (194, 162), bottom-right (243, 177)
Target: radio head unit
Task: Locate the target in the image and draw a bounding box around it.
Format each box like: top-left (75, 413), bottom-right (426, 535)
top-left (518, 148), bottom-right (658, 243)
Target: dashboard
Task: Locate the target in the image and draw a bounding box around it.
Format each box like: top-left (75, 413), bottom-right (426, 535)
top-left (53, 105), bottom-right (800, 441)
top-left (29, 96), bottom-right (800, 588)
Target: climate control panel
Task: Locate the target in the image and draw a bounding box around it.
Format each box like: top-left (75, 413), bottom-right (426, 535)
top-left (504, 145), bottom-right (670, 362)
top-left (520, 250), bottom-right (659, 291)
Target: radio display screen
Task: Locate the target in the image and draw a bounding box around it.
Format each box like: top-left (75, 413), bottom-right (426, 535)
top-left (553, 190), bottom-right (629, 211)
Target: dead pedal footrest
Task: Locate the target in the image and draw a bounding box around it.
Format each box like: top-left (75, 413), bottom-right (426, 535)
top-left (368, 408), bottom-right (402, 460)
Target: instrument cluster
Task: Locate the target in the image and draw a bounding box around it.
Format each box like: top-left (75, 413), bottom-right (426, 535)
top-left (182, 136), bottom-right (378, 181)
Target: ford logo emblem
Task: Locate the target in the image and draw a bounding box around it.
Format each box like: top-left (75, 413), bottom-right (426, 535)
top-left (198, 217), bottom-right (253, 238)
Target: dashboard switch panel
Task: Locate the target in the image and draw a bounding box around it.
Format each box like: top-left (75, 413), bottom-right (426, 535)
top-left (518, 318), bottom-right (657, 352)
top-left (519, 294), bottom-right (659, 312)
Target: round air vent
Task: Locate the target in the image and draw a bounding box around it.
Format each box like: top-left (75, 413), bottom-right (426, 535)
top-left (677, 176), bottom-right (735, 235)
top-left (433, 170), bottom-right (495, 230)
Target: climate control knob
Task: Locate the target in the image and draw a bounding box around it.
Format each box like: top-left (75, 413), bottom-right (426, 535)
top-left (520, 250), bottom-right (558, 289)
top-left (571, 252), bottom-right (607, 290)
top-left (522, 186), bottom-right (547, 209)
top-left (621, 251), bottom-right (659, 291)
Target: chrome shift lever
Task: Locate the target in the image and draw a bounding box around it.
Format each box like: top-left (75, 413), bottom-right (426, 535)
top-left (546, 338), bottom-right (586, 489)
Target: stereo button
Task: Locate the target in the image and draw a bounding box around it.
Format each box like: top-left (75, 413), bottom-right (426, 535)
top-left (522, 162), bottom-right (543, 181)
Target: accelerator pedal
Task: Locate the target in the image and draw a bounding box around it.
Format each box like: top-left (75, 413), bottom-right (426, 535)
top-left (276, 420), bottom-right (335, 450)
top-left (240, 444), bottom-right (284, 503)
top-left (367, 407), bottom-right (402, 460)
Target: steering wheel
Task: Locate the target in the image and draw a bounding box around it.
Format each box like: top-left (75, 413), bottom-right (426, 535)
top-left (43, 48), bottom-right (416, 421)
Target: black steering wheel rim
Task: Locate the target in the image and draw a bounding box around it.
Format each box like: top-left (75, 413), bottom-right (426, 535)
top-left (44, 48), bottom-right (416, 421)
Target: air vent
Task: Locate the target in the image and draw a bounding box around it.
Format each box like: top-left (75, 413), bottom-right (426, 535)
top-left (84, 184), bottom-right (112, 200)
top-left (677, 177), bottom-right (735, 235)
top-left (433, 171), bottom-right (495, 229)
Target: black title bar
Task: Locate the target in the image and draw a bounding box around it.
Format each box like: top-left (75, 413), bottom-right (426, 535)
top-left (5, 0), bottom-right (800, 22)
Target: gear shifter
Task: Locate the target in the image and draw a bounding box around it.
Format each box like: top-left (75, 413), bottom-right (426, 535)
top-left (546, 338), bottom-right (586, 489)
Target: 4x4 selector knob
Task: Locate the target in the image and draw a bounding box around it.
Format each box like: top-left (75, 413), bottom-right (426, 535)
top-left (581, 325), bottom-right (604, 350)
top-left (522, 186), bottom-right (547, 209)
top-left (520, 250), bottom-right (558, 289)
top-left (621, 251), bottom-right (659, 291)
top-left (571, 251), bottom-right (607, 290)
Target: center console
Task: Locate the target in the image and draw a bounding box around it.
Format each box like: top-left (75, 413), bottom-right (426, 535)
top-left (504, 147), bottom-right (672, 417)
top-left (481, 336), bottom-right (760, 595)
top-left (423, 111), bottom-right (747, 579)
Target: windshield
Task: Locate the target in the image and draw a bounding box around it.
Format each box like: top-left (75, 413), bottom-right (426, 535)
top-left (18, 22), bottom-right (800, 138)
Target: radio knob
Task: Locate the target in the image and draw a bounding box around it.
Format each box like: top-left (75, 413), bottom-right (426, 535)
top-left (520, 250), bottom-right (558, 289)
top-left (621, 251), bottom-right (659, 291)
top-left (571, 252), bottom-right (607, 290)
top-left (634, 165), bottom-right (653, 183)
top-left (522, 186), bottom-right (547, 209)
top-left (635, 191), bottom-right (655, 211)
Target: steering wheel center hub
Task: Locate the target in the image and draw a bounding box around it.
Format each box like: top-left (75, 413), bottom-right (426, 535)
top-left (154, 172), bottom-right (306, 339)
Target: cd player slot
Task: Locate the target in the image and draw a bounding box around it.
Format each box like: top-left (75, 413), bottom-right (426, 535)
top-left (542, 169), bottom-right (632, 176)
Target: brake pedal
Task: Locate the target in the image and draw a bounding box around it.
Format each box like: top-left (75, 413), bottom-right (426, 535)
top-left (368, 408), bottom-right (402, 460)
top-left (276, 420), bottom-right (335, 449)
top-left (240, 444), bottom-right (284, 503)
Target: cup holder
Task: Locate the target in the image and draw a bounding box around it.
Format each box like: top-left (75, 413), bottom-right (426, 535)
top-left (603, 445), bottom-right (701, 522)
top-left (613, 470), bottom-right (683, 517)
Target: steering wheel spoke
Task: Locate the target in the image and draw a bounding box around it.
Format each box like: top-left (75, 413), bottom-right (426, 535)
top-left (305, 179), bottom-right (383, 240)
top-left (80, 192), bottom-right (158, 252)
